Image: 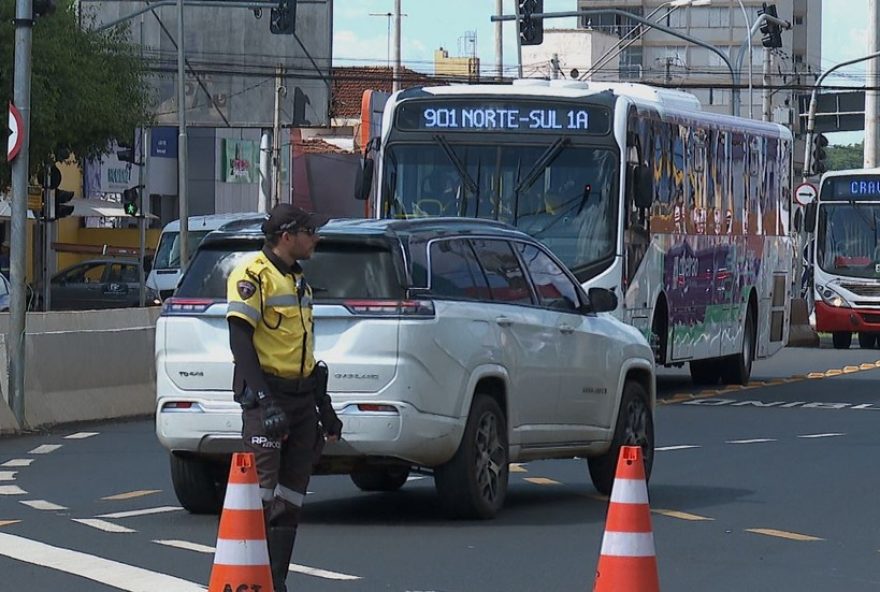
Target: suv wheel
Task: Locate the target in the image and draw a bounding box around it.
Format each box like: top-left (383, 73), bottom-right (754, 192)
top-left (434, 395), bottom-right (508, 519)
top-left (588, 381), bottom-right (654, 496)
top-left (169, 454), bottom-right (225, 514)
top-left (350, 467), bottom-right (410, 492)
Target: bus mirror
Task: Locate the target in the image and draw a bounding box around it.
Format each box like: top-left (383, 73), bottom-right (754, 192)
top-left (804, 202), bottom-right (817, 231)
top-left (633, 164), bottom-right (653, 209)
top-left (355, 158), bottom-right (374, 201)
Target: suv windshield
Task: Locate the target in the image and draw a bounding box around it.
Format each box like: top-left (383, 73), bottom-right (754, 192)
top-left (381, 143), bottom-right (617, 273)
top-left (175, 240), bottom-right (404, 300)
top-left (817, 203), bottom-right (880, 279)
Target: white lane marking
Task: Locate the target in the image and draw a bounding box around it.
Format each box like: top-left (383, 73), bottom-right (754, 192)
top-left (154, 539), bottom-right (361, 580)
top-left (656, 445), bottom-right (701, 451)
top-left (0, 471), bottom-right (17, 481)
top-left (73, 519), bottom-right (136, 533)
top-left (64, 432), bottom-right (99, 440)
top-left (0, 485), bottom-right (27, 495)
top-left (20, 500), bottom-right (67, 511)
top-left (0, 532), bottom-right (204, 591)
top-left (1, 459), bottom-right (33, 468)
top-left (726, 438), bottom-right (776, 444)
top-left (29, 445), bottom-right (62, 454)
top-left (101, 490), bottom-right (162, 501)
top-left (509, 463), bottom-right (528, 473)
top-left (96, 506), bottom-right (182, 519)
top-left (798, 433), bottom-right (845, 439)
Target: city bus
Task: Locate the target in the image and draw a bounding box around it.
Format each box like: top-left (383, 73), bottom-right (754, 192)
top-left (805, 168), bottom-right (880, 349)
top-left (356, 79), bottom-right (794, 385)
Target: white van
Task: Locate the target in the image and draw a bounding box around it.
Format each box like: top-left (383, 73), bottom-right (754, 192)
top-left (147, 213), bottom-right (265, 300)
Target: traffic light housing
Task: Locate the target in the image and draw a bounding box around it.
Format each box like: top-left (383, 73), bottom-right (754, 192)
top-left (43, 163), bottom-right (74, 220)
top-left (519, 0), bottom-right (544, 46)
top-left (811, 133), bottom-right (829, 175)
top-left (270, 0), bottom-right (296, 34)
top-left (758, 3), bottom-right (783, 48)
top-left (53, 189), bottom-right (75, 219)
top-left (123, 187), bottom-right (140, 217)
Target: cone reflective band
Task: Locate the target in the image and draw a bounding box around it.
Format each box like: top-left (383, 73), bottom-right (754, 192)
top-left (208, 453), bottom-right (273, 592)
top-left (593, 445), bottom-right (659, 592)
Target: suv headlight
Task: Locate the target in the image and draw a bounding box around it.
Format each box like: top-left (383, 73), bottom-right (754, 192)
top-left (817, 284), bottom-right (849, 308)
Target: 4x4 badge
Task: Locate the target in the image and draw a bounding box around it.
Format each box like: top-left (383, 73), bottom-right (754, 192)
top-left (237, 280), bottom-right (257, 299)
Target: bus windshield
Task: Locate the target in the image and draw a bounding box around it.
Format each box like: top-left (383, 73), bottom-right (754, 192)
top-left (381, 142), bottom-right (618, 272)
top-left (817, 202), bottom-right (880, 279)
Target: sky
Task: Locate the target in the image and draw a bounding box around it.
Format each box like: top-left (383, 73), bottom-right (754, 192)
top-left (333, 0), bottom-right (870, 145)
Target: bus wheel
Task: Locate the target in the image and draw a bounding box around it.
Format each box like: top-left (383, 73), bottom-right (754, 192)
top-left (858, 332), bottom-right (876, 349)
top-left (832, 332), bottom-right (852, 350)
top-left (720, 305), bottom-right (755, 385)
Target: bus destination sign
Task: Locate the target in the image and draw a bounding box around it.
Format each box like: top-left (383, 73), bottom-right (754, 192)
top-left (823, 176), bottom-right (880, 200)
top-left (396, 100), bottom-right (611, 134)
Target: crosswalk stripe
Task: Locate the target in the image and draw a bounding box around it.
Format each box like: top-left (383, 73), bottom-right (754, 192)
top-left (28, 445), bottom-right (62, 454)
top-left (0, 532), bottom-right (204, 591)
top-left (1, 459), bottom-right (32, 468)
top-left (0, 471), bottom-right (17, 481)
top-left (524, 477), bottom-right (561, 486)
top-left (0, 485), bottom-right (27, 496)
top-left (64, 432), bottom-right (99, 439)
top-left (153, 539), bottom-right (361, 580)
top-left (73, 519), bottom-right (136, 533)
top-left (101, 490), bottom-right (162, 501)
top-left (0, 520), bottom-right (20, 527)
top-left (20, 500), bottom-right (67, 511)
top-left (96, 506), bottom-right (182, 519)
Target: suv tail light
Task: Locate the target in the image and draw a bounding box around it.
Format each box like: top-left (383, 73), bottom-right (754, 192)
top-left (161, 297), bottom-right (217, 316)
top-left (343, 299), bottom-right (435, 318)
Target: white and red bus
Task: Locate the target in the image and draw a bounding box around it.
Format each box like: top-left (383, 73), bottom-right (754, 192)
top-left (805, 168), bottom-right (880, 349)
top-left (357, 79), bottom-right (794, 384)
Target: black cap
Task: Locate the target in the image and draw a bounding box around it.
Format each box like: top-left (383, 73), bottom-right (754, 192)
top-left (261, 204), bottom-right (330, 236)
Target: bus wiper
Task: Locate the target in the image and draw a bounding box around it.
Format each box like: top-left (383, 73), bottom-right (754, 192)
top-left (433, 135), bottom-right (479, 197)
top-left (513, 137), bottom-right (571, 195)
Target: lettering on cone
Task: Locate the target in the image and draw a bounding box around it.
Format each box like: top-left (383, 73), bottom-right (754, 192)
top-left (223, 584), bottom-right (265, 592)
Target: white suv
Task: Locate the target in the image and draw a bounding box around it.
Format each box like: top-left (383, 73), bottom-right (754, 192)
top-left (156, 218), bottom-right (655, 519)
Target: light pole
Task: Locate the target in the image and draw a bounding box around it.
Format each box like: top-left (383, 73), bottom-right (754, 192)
top-left (582, 0), bottom-right (710, 81)
top-left (176, 0), bottom-right (189, 268)
top-left (735, 0), bottom-right (754, 119)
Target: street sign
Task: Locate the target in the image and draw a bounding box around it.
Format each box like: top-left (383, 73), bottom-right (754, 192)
top-left (7, 102), bottom-right (23, 162)
top-left (795, 182), bottom-right (818, 206)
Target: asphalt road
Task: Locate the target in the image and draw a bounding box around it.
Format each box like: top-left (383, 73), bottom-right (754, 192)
top-left (1, 344), bottom-right (880, 592)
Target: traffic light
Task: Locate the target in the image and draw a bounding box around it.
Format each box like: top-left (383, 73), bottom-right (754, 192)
top-left (123, 187), bottom-right (140, 217)
top-left (518, 0), bottom-right (544, 46)
top-left (758, 3), bottom-right (783, 48)
top-left (116, 143), bottom-right (136, 164)
top-left (53, 189), bottom-right (75, 220)
top-left (270, 0), bottom-right (296, 34)
top-left (810, 133), bottom-right (829, 175)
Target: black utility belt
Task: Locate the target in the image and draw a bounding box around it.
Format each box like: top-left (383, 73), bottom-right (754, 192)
top-left (265, 372), bottom-right (317, 396)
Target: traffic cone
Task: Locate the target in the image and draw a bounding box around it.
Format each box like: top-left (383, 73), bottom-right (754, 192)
top-left (593, 445), bottom-right (659, 592)
top-left (208, 452), bottom-right (273, 592)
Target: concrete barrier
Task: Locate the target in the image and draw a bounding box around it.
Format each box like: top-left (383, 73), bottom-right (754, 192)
top-left (0, 308), bottom-right (158, 435)
top-left (788, 298), bottom-right (820, 348)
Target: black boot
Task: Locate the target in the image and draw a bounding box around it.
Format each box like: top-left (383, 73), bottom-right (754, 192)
top-left (267, 526), bottom-right (297, 592)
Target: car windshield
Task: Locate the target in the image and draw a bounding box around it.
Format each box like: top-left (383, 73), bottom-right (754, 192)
top-left (381, 143), bottom-right (618, 272)
top-left (153, 230), bottom-right (212, 270)
top-left (175, 240), bottom-right (404, 300)
top-left (817, 203), bottom-right (880, 279)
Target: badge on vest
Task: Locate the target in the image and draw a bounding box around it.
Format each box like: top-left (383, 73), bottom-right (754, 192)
top-left (237, 280), bottom-right (257, 299)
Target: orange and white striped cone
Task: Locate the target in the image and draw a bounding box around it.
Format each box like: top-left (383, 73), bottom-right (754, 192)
top-left (593, 445), bottom-right (659, 592)
top-left (208, 452), bottom-right (273, 592)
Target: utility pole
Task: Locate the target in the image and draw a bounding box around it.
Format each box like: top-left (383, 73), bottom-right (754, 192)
top-left (550, 53), bottom-right (560, 79)
top-left (272, 65), bottom-right (286, 206)
top-left (392, 0), bottom-right (401, 92)
top-left (762, 47), bottom-right (771, 122)
top-left (177, 0), bottom-right (189, 268)
top-left (9, 0), bottom-right (33, 427)
top-left (495, 0), bottom-right (503, 80)
top-left (138, 12), bottom-right (147, 307)
top-left (866, 0), bottom-right (880, 167)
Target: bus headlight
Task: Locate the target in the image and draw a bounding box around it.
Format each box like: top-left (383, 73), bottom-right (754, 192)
top-left (818, 284), bottom-right (850, 308)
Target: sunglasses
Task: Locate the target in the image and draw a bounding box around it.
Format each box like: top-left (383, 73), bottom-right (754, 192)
top-left (280, 225), bottom-right (317, 236)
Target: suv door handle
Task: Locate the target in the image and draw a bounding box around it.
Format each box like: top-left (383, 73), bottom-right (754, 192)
top-left (559, 324), bottom-right (575, 334)
top-left (495, 316), bottom-right (513, 327)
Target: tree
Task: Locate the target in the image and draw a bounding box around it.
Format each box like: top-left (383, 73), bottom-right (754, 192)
top-left (826, 142), bottom-right (864, 171)
top-left (0, 0), bottom-right (154, 188)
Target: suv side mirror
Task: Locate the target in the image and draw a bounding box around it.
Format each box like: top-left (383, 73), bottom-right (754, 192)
top-left (355, 157), bottom-right (374, 201)
top-left (587, 287), bottom-right (617, 313)
top-left (804, 202), bottom-right (817, 232)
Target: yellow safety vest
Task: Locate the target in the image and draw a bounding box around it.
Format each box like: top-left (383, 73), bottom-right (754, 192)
top-left (226, 251), bottom-right (316, 378)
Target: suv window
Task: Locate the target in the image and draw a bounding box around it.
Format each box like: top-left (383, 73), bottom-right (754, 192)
top-left (175, 240), bottom-right (404, 301)
top-left (428, 239), bottom-right (491, 300)
top-left (515, 242), bottom-right (582, 312)
top-left (470, 239), bottom-right (533, 305)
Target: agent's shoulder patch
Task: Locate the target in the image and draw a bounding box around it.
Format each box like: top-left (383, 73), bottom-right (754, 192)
top-left (237, 279), bottom-right (257, 300)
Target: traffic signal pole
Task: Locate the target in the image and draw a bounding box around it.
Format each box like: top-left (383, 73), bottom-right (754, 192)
top-left (866, 0), bottom-right (880, 168)
top-left (8, 0), bottom-right (34, 427)
top-left (803, 51), bottom-right (880, 182)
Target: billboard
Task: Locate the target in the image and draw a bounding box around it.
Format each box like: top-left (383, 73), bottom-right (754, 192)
top-left (87, 0), bottom-right (332, 128)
